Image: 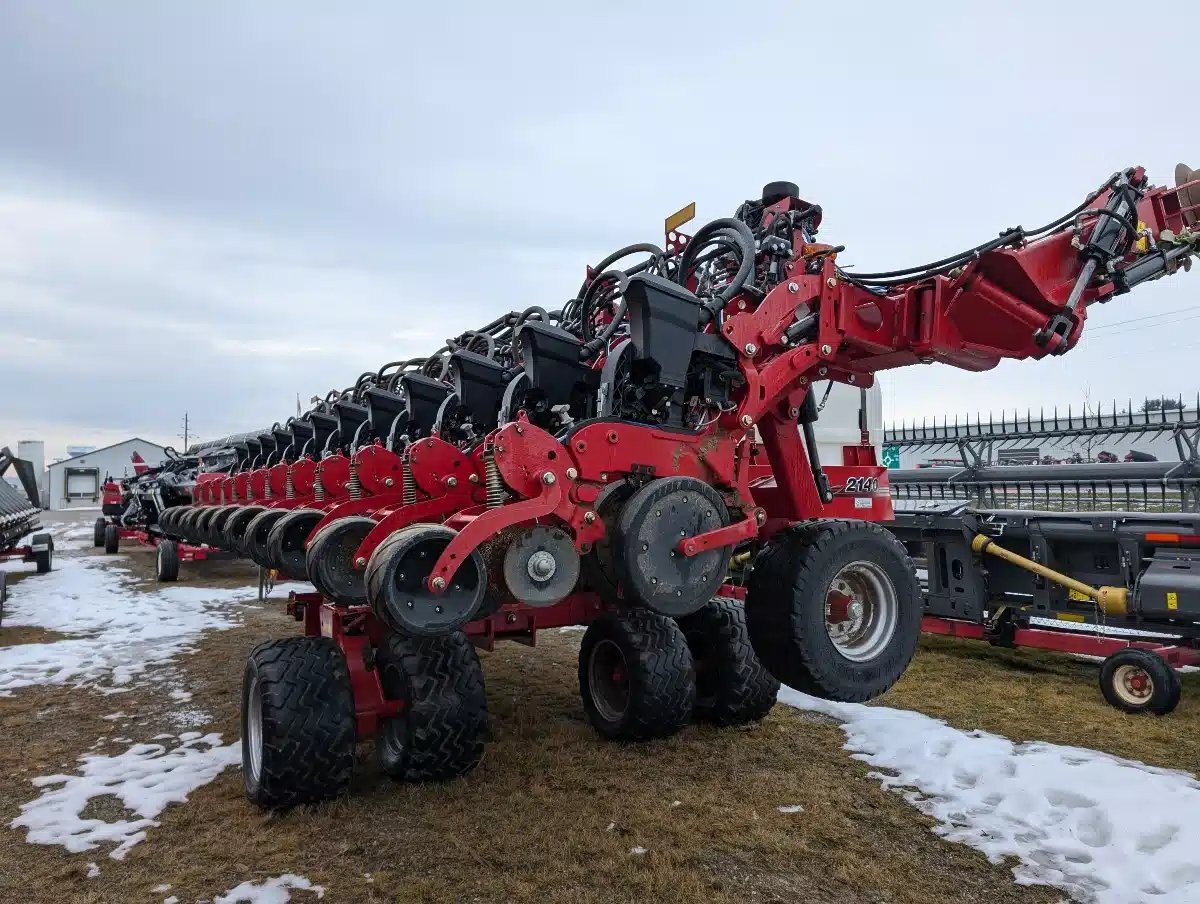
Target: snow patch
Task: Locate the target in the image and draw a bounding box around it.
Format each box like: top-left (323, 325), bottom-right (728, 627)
top-left (777, 804), bottom-right (804, 814)
top-left (779, 688), bottom-right (1200, 904)
top-left (629, 846), bottom-right (648, 856)
top-left (11, 732), bottom-right (240, 859)
top-left (86, 862), bottom-right (100, 878)
top-left (0, 555), bottom-right (254, 695)
top-left (214, 874), bottom-right (325, 902)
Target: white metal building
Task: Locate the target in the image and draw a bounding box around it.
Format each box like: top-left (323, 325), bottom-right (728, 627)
top-left (45, 438), bottom-right (169, 511)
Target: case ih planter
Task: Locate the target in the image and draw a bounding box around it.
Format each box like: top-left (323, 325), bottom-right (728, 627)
top-left (222, 164), bottom-right (1198, 808)
top-left (96, 447), bottom-right (239, 581)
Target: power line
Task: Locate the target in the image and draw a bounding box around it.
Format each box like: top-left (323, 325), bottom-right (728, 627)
top-left (1086, 304), bottom-right (1200, 333)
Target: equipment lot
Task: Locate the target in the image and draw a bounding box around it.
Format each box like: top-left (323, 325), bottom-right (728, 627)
top-left (0, 511), bottom-right (1195, 903)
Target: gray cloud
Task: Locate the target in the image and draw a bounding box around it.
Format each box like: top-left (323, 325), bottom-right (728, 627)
top-left (0, 1), bottom-right (1196, 457)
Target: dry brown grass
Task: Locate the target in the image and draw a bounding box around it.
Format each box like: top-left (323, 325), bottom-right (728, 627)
top-left (0, 535), bottom-right (1192, 903)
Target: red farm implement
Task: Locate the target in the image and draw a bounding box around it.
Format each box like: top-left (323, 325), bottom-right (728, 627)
top-left (190, 163), bottom-right (1197, 808)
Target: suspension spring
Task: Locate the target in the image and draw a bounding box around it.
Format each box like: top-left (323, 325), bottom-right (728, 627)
top-left (264, 476), bottom-right (273, 500)
top-left (401, 456), bottom-right (417, 506)
top-left (347, 457), bottom-right (362, 500)
top-left (313, 462), bottom-right (325, 503)
top-left (285, 466), bottom-right (295, 501)
top-left (484, 444), bottom-right (506, 508)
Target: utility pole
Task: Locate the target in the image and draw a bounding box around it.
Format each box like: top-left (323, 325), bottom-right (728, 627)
top-left (179, 413), bottom-right (191, 452)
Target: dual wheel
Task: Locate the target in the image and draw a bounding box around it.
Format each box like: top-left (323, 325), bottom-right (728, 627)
top-left (241, 631), bottom-right (487, 810)
top-left (240, 596), bottom-right (776, 810)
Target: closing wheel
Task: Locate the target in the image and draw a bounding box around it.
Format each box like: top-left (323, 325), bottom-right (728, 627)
top-left (365, 524), bottom-right (486, 636)
top-left (307, 516), bottom-right (375, 607)
top-left (615, 476), bottom-right (731, 617)
top-left (207, 507), bottom-right (237, 549)
top-left (104, 523), bottom-right (120, 555)
top-left (578, 609), bottom-right (695, 741)
top-left (501, 525), bottom-right (580, 606)
top-left (745, 520), bottom-right (921, 702)
top-left (580, 480), bottom-right (634, 603)
top-left (181, 508), bottom-right (207, 544)
top-left (156, 539), bottom-right (180, 582)
top-left (243, 509), bottom-right (287, 567)
top-left (678, 597), bottom-right (780, 726)
top-left (375, 630), bottom-right (488, 781)
top-left (266, 508), bottom-right (324, 580)
top-left (93, 517), bottom-right (106, 548)
top-left (1098, 648), bottom-right (1181, 716)
top-left (223, 505), bottom-right (266, 555)
top-left (241, 637), bottom-right (355, 810)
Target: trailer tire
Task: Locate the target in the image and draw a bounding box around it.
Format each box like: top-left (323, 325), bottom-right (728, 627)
top-left (1098, 649), bottom-right (1181, 716)
top-left (745, 520), bottom-right (921, 702)
top-left (93, 517), bottom-right (106, 548)
top-left (104, 523), bottom-right (120, 555)
top-left (31, 534), bottom-right (53, 574)
top-left (579, 609), bottom-right (695, 741)
top-left (242, 637), bottom-right (356, 810)
top-left (678, 597), bottom-right (779, 726)
top-left (376, 630), bottom-right (488, 781)
top-left (156, 539), bottom-right (180, 582)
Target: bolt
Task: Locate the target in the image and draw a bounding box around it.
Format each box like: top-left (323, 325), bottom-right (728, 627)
top-left (787, 282), bottom-right (799, 293)
top-left (820, 344), bottom-right (832, 355)
top-left (789, 406), bottom-right (800, 418)
top-left (469, 473), bottom-right (480, 483)
top-left (431, 576), bottom-right (446, 591)
top-left (600, 472), bottom-right (608, 480)
top-left (527, 550), bottom-right (557, 581)
top-left (642, 542), bottom-right (649, 551)
top-left (384, 477), bottom-right (394, 487)
top-left (740, 414), bottom-right (753, 427)
top-left (446, 476), bottom-right (458, 487)
top-left (827, 277), bottom-right (837, 288)
top-left (426, 440), bottom-right (434, 448)
top-left (516, 425), bottom-right (524, 434)
top-left (819, 366), bottom-right (828, 376)
top-left (755, 509), bottom-right (767, 525)
top-left (355, 556), bottom-right (366, 567)
top-left (584, 511), bottom-right (596, 523)
top-left (744, 343), bottom-right (757, 355)
top-left (435, 605), bottom-right (443, 614)
top-left (542, 472), bottom-right (556, 485)
top-left (848, 374), bottom-right (856, 384)
top-left (737, 299), bottom-right (746, 310)
top-left (566, 467), bottom-right (578, 480)
top-left (799, 376), bottom-right (808, 386)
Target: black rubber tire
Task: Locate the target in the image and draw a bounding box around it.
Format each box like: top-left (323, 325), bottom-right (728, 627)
top-left (196, 507), bottom-right (223, 546)
top-left (207, 507), bottom-right (237, 549)
top-left (375, 631), bottom-right (488, 781)
top-left (578, 609), bottom-right (695, 741)
top-left (103, 523), bottom-right (120, 555)
top-left (32, 534), bottom-right (53, 574)
top-left (156, 539), bottom-right (180, 582)
top-left (224, 506), bottom-right (266, 556)
top-left (678, 597), bottom-right (779, 725)
top-left (179, 508), bottom-right (204, 543)
top-left (93, 517), bottom-right (106, 548)
top-left (1098, 648), bottom-right (1181, 716)
top-left (365, 524), bottom-right (486, 636)
top-left (244, 509), bottom-right (287, 567)
top-left (307, 516), bottom-right (375, 606)
top-left (241, 637), bottom-right (356, 810)
top-left (266, 508), bottom-right (324, 580)
top-left (614, 476), bottom-right (731, 617)
top-left (745, 520), bottom-right (921, 702)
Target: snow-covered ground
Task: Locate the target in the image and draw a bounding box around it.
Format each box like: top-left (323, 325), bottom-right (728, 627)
top-left (0, 551), bottom-right (255, 695)
top-left (214, 874), bottom-right (325, 903)
top-left (780, 689), bottom-right (1200, 904)
top-left (12, 731), bottom-right (239, 859)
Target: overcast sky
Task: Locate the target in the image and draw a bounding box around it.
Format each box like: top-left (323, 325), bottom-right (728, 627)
top-left (1, 2), bottom-right (1196, 459)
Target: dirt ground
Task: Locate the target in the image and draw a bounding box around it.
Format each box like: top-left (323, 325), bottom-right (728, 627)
top-left (1, 516), bottom-right (1196, 903)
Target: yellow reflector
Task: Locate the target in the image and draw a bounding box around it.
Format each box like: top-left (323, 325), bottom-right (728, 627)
top-left (665, 202), bottom-right (696, 236)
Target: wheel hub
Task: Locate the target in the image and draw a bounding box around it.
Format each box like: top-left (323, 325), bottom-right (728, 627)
top-left (823, 561), bottom-right (899, 663)
top-left (1114, 664), bottom-right (1153, 702)
top-left (527, 550), bottom-right (557, 581)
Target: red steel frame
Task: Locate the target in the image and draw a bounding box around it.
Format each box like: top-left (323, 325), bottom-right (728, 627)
top-left (921, 615), bottom-right (1200, 669)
